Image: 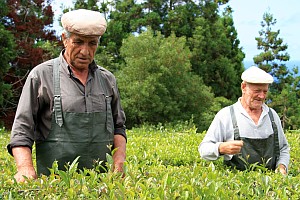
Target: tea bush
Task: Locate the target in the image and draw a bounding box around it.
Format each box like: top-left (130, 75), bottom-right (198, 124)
top-left (0, 126), bottom-right (299, 199)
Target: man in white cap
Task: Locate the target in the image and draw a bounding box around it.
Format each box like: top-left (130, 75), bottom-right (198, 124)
top-left (199, 66), bottom-right (290, 174)
top-left (7, 9), bottom-right (127, 182)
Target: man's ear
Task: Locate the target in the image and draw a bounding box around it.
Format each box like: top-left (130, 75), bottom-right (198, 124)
top-left (241, 82), bottom-right (247, 93)
top-left (61, 33), bottom-right (68, 48)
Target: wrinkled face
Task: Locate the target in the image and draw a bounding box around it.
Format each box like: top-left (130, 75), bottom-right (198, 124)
top-left (241, 82), bottom-right (269, 110)
top-left (62, 33), bottom-right (99, 70)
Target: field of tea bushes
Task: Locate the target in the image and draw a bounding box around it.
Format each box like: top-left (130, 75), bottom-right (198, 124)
top-left (0, 124), bottom-right (299, 199)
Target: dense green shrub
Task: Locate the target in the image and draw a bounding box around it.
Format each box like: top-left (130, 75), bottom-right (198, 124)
top-left (1, 126), bottom-right (299, 199)
top-left (0, 24), bottom-right (15, 108)
top-left (117, 29), bottom-right (215, 131)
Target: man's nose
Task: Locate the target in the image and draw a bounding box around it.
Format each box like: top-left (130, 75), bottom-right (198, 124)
top-left (80, 43), bottom-right (90, 55)
top-left (258, 91), bottom-right (266, 99)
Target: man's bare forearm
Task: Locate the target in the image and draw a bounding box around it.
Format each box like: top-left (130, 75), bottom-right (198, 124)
top-left (113, 135), bottom-right (126, 172)
top-left (12, 147), bottom-right (34, 169)
top-left (12, 146), bottom-right (37, 182)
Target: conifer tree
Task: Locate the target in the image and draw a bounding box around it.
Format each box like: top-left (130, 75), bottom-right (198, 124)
top-left (254, 12), bottom-right (290, 92)
top-left (254, 12), bottom-right (300, 130)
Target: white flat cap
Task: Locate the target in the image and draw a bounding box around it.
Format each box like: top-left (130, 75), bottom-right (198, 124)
top-left (241, 66), bottom-right (274, 84)
top-left (61, 9), bottom-right (107, 36)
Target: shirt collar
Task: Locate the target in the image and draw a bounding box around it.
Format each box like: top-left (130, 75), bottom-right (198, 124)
top-left (236, 97), bottom-right (269, 117)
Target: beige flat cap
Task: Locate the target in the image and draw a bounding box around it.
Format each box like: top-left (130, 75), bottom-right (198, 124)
top-left (61, 9), bottom-right (107, 36)
top-left (241, 66), bottom-right (274, 84)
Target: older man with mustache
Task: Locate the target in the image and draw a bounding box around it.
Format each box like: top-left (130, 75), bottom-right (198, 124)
top-left (7, 9), bottom-right (126, 182)
top-left (199, 66), bottom-right (290, 175)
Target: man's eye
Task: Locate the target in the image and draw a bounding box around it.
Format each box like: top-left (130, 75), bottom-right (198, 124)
top-left (73, 41), bottom-right (82, 44)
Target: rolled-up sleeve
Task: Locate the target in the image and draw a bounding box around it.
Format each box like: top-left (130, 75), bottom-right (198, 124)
top-left (104, 70), bottom-right (126, 141)
top-left (7, 70), bottom-right (40, 155)
top-left (112, 82), bottom-right (126, 140)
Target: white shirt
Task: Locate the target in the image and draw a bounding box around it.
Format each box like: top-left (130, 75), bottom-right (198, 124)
top-left (198, 98), bottom-right (290, 169)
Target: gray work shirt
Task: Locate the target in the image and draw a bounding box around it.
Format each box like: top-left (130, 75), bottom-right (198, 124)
top-left (7, 51), bottom-right (126, 154)
top-left (198, 98), bottom-right (290, 169)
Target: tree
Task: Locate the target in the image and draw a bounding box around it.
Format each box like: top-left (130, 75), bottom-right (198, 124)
top-left (0, 2), bottom-right (16, 127)
top-left (189, 2), bottom-right (244, 100)
top-left (158, 0), bottom-right (201, 38)
top-left (1, 0), bottom-right (59, 128)
top-left (254, 12), bottom-right (300, 130)
top-left (103, 0), bottom-right (244, 100)
top-left (4, 0), bottom-right (58, 71)
top-left (117, 28), bottom-right (214, 131)
top-left (253, 12), bottom-right (290, 92)
top-left (102, 0), bottom-right (144, 71)
top-left (0, 25), bottom-right (15, 111)
top-left (268, 68), bottom-right (300, 130)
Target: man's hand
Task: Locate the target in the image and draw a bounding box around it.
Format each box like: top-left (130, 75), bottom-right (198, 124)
top-left (276, 164), bottom-right (287, 175)
top-left (14, 166), bottom-right (37, 183)
top-left (219, 140), bottom-right (244, 155)
top-left (113, 154), bottom-right (125, 173)
top-left (12, 146), bottom-right (37, 183)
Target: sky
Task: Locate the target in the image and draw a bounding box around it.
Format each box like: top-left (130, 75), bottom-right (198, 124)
top-left (52, 0), bottom-right (300, 62)
top-left (227, 0), bottom-right (300, 62)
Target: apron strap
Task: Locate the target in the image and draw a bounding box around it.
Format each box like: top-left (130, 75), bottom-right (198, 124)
top-left (53, 58), bottom-right (63, 127)
top-left (268, 108), bottom-right (280, 161)
top-left (230, 105), bottom-right (240, 140)
top-left (97, 67), bottom-right (113, 134)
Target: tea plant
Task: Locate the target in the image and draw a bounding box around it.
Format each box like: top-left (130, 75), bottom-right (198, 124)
top-left (0, 126), bottom-right (299, 199)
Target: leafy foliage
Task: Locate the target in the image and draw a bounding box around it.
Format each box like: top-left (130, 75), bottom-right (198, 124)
top-left (1, 0), bottom-right (298, 131)
top-left (1, 126), bottom-right (300, 199)
top-left (269, 71), bottom-right (300, 130)
top-left (189, 5), bottom-right (245, 100)
top-left (76, 0), bottom-right (245, 100)
top-left (4, 0), bottom-right (58, 70)
top-left (254, 12), bottom-right (290, 92)
top-left (0, 23), bottom-right (15, 114)
top-left (0, 1), bottom-right (15, 128)
top-left (117, 29), bottom-right (214, 131)
top-left (254, 12), bottom-right (300, 130)
top-left (1, 0), bottom-right (60, 128)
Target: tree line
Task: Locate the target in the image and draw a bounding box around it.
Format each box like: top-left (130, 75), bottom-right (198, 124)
top-left (0, 0), bottom-right (299, 131)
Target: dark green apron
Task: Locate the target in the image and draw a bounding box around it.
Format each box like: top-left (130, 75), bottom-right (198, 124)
top-left (224, 106), bottom-right (280, 171)
top-left (36, 58), bottom-right (114, 175)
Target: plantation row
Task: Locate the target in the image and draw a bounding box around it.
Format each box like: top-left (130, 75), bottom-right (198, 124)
top-left (0, 124), bottom-right (299, 199)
